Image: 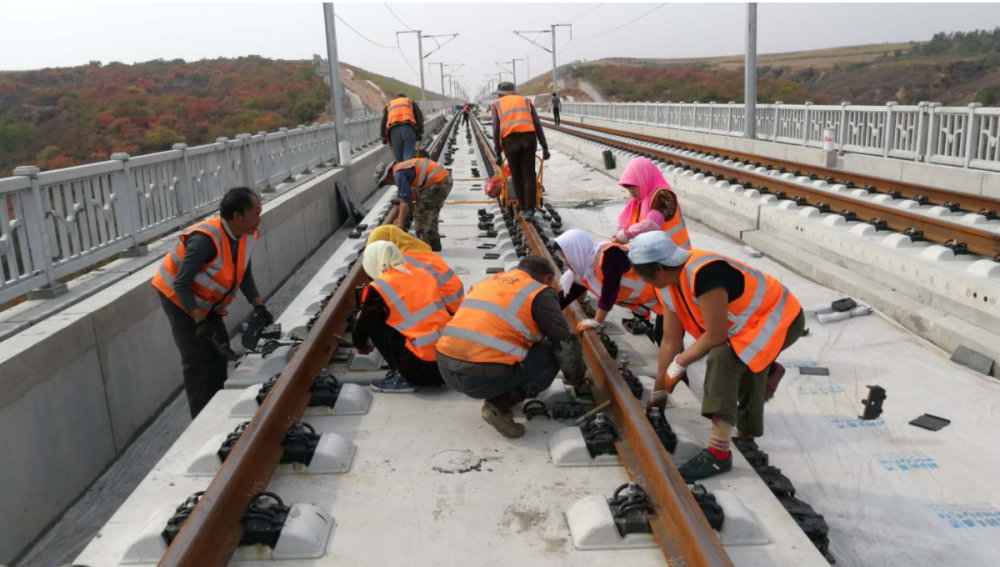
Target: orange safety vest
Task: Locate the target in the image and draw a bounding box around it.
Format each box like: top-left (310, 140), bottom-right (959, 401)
top-left (392, 158), bottom-right (450, 197)
top-left (403, 251), bottom-right (465, 314)
top-left (492, 95), bottom-right (536, 140)
top-left (655, 250), bottom-right (802, 373)
top-left (151, 217), bottom-right (257, 317)
top-left (363, 264), bottom-right (452, 362)
top-left (589, 243), bottom-right (662, 318)
top-left (628, 187), bottom-right (691, 251)
top-left (386, 97), bottom-right (416, 129)
top-left (436, 269), bottom-right (546, 366)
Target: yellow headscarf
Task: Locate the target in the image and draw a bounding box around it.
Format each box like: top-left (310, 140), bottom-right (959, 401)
top-left (366, 225), bottom-right (433, 254)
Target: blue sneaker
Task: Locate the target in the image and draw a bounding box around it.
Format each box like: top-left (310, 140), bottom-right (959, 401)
top-left (370, 370), bottom-right (418, 393)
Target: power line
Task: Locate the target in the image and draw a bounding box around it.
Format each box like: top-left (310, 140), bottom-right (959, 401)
top-left (335, 14), bottom-right (394, 49)
top-left (568, 3), bottom-right (604, 22)
top-left (575, 3), bottom-right (666, 40)
top-left (558, 38), bottom-right (573, 56)
top-left (397, 46), bottom-right (420, 78)
top-left (384, 3), bottom-right (415, 31)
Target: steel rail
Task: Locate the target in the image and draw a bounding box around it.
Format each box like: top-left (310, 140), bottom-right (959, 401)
top-left (542, 116), bottom-right (1000, 216)
top-left (542, 120), bottom-right (1000, 261)
top-left (157, 112), bottom-right (462, 567)
top-left (471, 117), bottom-right (735, 567)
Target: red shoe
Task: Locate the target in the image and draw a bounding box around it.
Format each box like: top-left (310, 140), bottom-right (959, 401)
top-left (765, 363), bottom-right (785, 401)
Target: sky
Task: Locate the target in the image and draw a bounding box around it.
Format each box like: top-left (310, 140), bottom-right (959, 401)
top-left (3, 2), bottom-right (1000, 100)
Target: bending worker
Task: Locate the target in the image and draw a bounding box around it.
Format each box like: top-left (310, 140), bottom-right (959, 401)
top-left (367, 225), bottom-right (464, 314)
top-left (614, 157), bottom-right (690, 250)
top-left (353, 241), bottom-right (452, 393)
top-left (436, 256), bottom-right (586, 439)
top-left (553, 229), bottom-right (662, 343)
top-left (374, 157), bottom-right (453, 251)
top-left (381, 93), bottom-right (424, 162)
top-left (628, 232), bottom-right (805, 481)
top-left (491, 81), bottom-right (551, 220)
top-left (151, 187), bottom-right (272, 418)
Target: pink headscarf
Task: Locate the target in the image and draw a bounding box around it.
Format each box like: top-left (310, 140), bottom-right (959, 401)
top-left (617, 157), bottom-right (671, 230)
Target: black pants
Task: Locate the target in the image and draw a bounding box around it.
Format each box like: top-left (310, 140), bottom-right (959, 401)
top-left (502, 132), bottom-right (539, 212)
top-left (369, 319), bottom-right (444, 386)
top-left (160, 292), bottom-right (229, 418)
top-left (439, 343), bottom-right (560, 412)
top-left (463, 111), bottom-right (469, 124)
top-left (553, 107), bottom-right (561, 125)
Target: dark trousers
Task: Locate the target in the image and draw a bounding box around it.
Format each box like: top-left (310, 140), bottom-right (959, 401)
top-left (463, 111), bottom-right (469, 124)
top-left (159, 292), bottom-right (229, 418)
top-left (439, 343), bottom-right (559, 412)
top-left (388, 124), bottom-right (417, 162)
top-left (369, 319), bottom-right (444, 386)
top-left (502, 132), bottom-right (539, 211)
top-left (553, 107), bottom-right (561, 125)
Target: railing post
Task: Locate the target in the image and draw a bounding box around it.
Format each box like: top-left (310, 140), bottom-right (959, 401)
top-left (256, 132), bottom-right (276, 193)
top-left (279, 127), bottom-right (293, 182)
top-left (965, 102), bottom-right (983, 168)
top-left (915, 102), bottom-right (930, 162)
top-left (924, 102), bottom-right (942, 162)
top-left (802, 101), bottom-right (812, 146)
top-left (237, 134), bottom-right (256, 190)
top-left (727, 101), bottom-right (735, 135)
top-left (883, 102), bottom-right (898, 158)
top-left (172, 143), bottom-right (195, 218)
top-left (839, 102), bottom-right (851, 153)
top-left (771, 101), bottom-right (782, 140)
top-left (298, 125), bottom-right (312, 174)
top-left (110, 152), bottom-right (148, 256)
top-left (13, 165), bottom-right (68, 298)
top-left (215, 137), bottom-right (232, 193)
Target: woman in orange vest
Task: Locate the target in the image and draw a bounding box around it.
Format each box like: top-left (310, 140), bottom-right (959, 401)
top-left (353, 241), bottom-right (452, 393)
top-left (366, 225), bottom-right (464, 313)
top-left (628, 231), bottom-right (806, 482)
top-left (614, 157), bottom-right (691, 250)
top-left (552, 230), bottom-right (662, 342)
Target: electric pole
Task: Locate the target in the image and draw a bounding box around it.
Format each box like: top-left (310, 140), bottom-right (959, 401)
top-left (512, 58), bottom-right (524, 87)
top-left (397, 30), bottom-right (459, 104)
top-left (745, 3), bottom-right (757, 139)
top-left (322, 3), bottom-right (345, 141)
top-left (513, 24), bottom-right (571, 94)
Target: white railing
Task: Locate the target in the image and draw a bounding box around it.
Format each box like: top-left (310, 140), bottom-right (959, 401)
top-left (0, 113), bottom-right (392, 305)
top-left (558, 101), bottom-right (1000, 174)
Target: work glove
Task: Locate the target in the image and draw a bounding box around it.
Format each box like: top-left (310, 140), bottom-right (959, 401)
top-left (542, 149), bottom-right (552, 161)
top-left (559, 269), bottom-right (576, 293)
top-left (576, 318), bottom-right (601, 334)
top-left (382, 138), bottom-right (388, 146)
top-left (613, 230), bottom-right (629, 244)
top-left (496, 155), bottom-right (504, 167)
top-left (255, 305), bottom-right (274, 326)
top-left (195, 319), bottom-right (218, 345)
top-left (664, 355), bottom-right (687, 393)
top-left (647, 389), bottom-right (668, 414)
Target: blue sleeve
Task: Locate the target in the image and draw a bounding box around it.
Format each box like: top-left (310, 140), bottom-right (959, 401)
top-left (395, 168), bottom-right (416, 206)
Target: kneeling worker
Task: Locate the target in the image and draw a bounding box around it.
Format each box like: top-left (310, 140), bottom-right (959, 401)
top-left (628, 232), bottom-right (805, 481)
top-left (374, 157), bottom-right (453, 251)
top-left (354, 241), bottom-right (452, 393)
top-left (366, 225), bottom-right (464, 314)
top-left (436, 256), bottom-right (586, 438)
top-left (152, 187), bottom-right (272, 418)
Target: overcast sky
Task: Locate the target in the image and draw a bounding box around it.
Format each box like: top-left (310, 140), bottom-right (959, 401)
top-left (3, 2), bottom-right (1000, 99)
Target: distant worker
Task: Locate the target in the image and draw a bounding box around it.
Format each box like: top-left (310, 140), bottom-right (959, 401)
top-left (462, 102), bottom-right (471, 125)
top-left (491, 81), bottom-right (551, 220)
top-left (615, 157), bottom-right (690, 250)
top-left (436, 256), bottom-right (586, 438)
top-left (381, 93), bottom-right (424, 162)
top-left (551, 92), bottom-right (561, 125)
top-left (151, 187), bottom-right (272, 418)
top-left (628, 232), bottom-right (805, 481)
top-left (373, 157), bottom-right (453, 251)
top-left (354, 241), bottom-right (452, 393)
top-left (367, 225), bottom-right (465, 313)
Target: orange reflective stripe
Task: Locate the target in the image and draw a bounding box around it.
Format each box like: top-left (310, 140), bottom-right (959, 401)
top-left (404, 251), bottom-right (465, 313)
top-left (493, 95), bottom-right (535, 139)
top-left (386, 97), bottom-right (416, 128)
top-left (369, 264), bottom-right (452, 362)
top-left (592, 243), bottom-right (662, 317)
top-left (392, 158), bottom-right (450, 192)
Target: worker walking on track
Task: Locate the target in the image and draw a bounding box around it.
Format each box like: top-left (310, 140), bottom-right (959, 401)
top-left (614, 157), bottom-right (691, 250)
top-left (462, 102), bottom-right (471, 125)
top-left (491, 81), bottom-right (551, 220)
top-left (151, 187), bottom-right (273, 418)
top-left (354, 241), bottom-right (452, 393)
top-left (436, 256), bottom-right (586, 438)
top-left (551, 92), bottom-right (561, 125)
top-left (374, 157), bottom-right (453, 251)
top-left (366, 225), bottom-right (465, 314)
top-left (381, 93), bottom-right (424, 162)
top-left (628, 232), bottom-right (806, 481)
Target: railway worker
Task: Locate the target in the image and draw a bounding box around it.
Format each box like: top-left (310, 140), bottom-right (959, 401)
top-left (151, 187), bottom-right (272, 418)
top-left (353, 241), bottom-right (452, 393)
top-left (373, 157), bottom-right (453, 252)
top-left (462, 102), bottom-right (471, 125)
top-left (381, 92), bottom-right (425, 162)
top-left (552, 229), bottom-right (663, 343)
top-left (366, 225), bottom-right (465, 314)
top-left (551, 92), bottom-right (561, 125)
top-left (613, 157), bottom-right (691, 250)
top-left (628, 231), bottom-right (805, 481)
top-left (491, 81), bottom-right (551, 221)
top-left (436, 256), bottom-right (586, 438)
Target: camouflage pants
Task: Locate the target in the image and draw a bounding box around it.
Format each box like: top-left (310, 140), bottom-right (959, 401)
top-left (413, 177), bottom-right (452, 246)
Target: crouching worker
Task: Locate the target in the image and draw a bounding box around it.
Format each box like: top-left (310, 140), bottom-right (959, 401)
top-left (436, 256), bottom-right (586, 438)
top-left (366, 225), bottom-right (464, 314)
top-left (628, 232), bottom-right (805, 481)
top-left (374, 157), bottom-right (453, 251)
top-left (353, 241), bottom-right (452, 393)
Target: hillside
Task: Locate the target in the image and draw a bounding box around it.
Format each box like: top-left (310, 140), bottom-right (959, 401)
top-left (520, 29), bottom-right (1000, 107)
top-left (0, 56), bottom-right (437, 177)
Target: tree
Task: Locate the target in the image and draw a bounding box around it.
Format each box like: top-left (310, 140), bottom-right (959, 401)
top-left (142, 126), bottom-right (185, 151)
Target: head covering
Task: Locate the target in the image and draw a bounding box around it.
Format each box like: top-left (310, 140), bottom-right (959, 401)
top-left (554, 229), bottom-right (602, 292)
top-left (373, 162), bottom-right (391, 184)
top-left (628, 231), bottom-right (691, 268)
top-left (496, 81), bottom-right (516, 95)
top-left (362, 240), bottom-right (411, 280)
top-left (617, 157), bottom-right (671, 230)
top-left (367, 225), bottom-right (432, 254)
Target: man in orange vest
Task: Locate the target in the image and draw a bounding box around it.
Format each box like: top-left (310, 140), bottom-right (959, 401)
top-left (151, 187), bottom-right (271, 418)
top-left (491, 82), bottom-right (550, 220)
top-left (436, 256), bottom-right (586, 438)
top-left (380, 93), bottom-right (424, 162)
top-left (374, 158), bottom-right (453, 251)
top-left (628, 231), bottom-right (806, 481)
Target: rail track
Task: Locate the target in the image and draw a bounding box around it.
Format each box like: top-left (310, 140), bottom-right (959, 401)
top-left (542, 117), bottom-right (1000, 261)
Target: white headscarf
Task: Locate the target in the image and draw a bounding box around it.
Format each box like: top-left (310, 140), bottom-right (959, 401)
top-left (555, 229), bottom-right (603, 293)
top-left (362, 240), bottom-right (411, 280)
